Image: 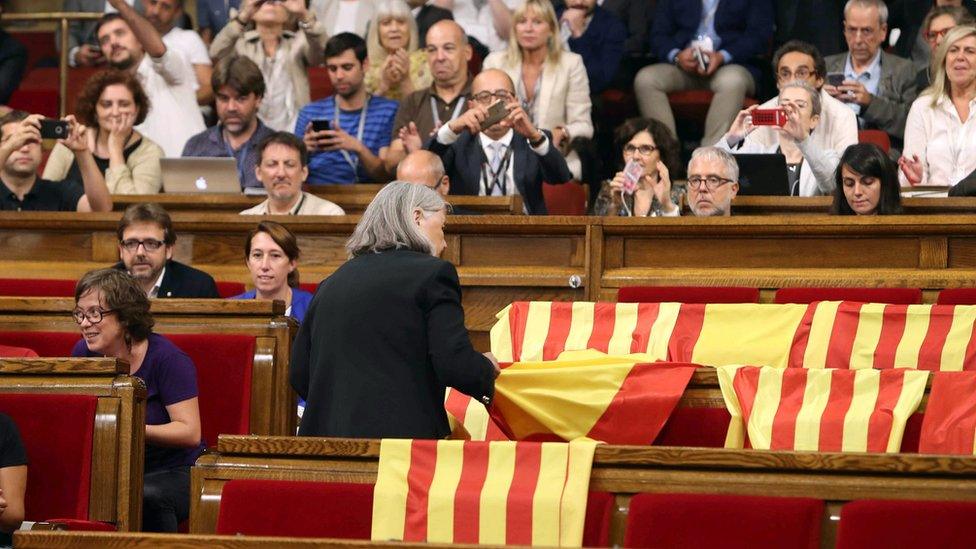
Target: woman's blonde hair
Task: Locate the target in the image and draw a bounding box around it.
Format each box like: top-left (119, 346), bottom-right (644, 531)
top-left (346, 181), bottom-right (447, 257)
top-left (366, 0), bottom-right (420, 61)
top-left (925, 25), bottom-right (976, 106)
top-left (502, 0), bottom-right (563, 67)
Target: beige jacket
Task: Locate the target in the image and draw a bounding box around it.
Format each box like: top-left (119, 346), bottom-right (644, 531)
top-left (209, 16), bottom-right (329, 110)
top-left (42, 136), bottom-right (163, 194)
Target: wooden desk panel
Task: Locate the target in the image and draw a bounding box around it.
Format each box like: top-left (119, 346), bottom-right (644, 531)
top-left (732, 196), bottom-right (976, 215)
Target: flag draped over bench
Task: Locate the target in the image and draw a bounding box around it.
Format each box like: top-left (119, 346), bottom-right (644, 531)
top-left (919, 371), bottom-right (976, 455)
top-left (371, 439), bottom-right (597, 546)
top-left (718, 366), bottom-right (928, 452)
top-left (492, 301), bottom-right (976, 371)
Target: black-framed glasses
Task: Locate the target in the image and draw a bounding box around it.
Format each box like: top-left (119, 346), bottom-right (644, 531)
top-left (623, 144), bottom-right (658, 156)
top-left (469, 90), bottom-right (515, 104)
top-left (687, 176), bottom-right (734, 190)
top-left (72, 308), bottom-right (116, 325)
top-left (120, 238), bottom-right (165, 252)
top-left (777, 67), bottom-right (814, 81)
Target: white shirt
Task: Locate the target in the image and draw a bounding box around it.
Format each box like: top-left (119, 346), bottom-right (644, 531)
top-left (452, 0), bottom-right (524, 52)
top-left (334, 0), bottom-right (361, 36)
top-left (240, 191), bottom-right (345, 215)
top-left (755, 89), bottom-right (858, 155)
top-left (104, 0), bottom-right (136, 13)
top-left (148, 266), bottom-right (166, 298)
top-left (258, 47), bottom-right (297, 132)
top-left (135, 49), bottom-right (206, 157)
top-left (902, 93), bottom-right (976, 187)
top-left (162, 27), bottom-right (212, 92)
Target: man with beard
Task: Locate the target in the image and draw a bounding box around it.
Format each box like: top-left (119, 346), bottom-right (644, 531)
top-left (684, 146), bottom-right (739, 217)
top-left (143, 0), bottom-right (214, 105)
top-left (557, 0), bottom-right (626, 94)
top-left (294, 33), bottom-right (398, 184)
top-left (240, 132), bottom-right (344, 215)
top-left (114, 203), bottom-right (220, 298)
top-left (96, 0), bottom-right (205, 156)
top-left (182, 56), bottom-right (274, 190)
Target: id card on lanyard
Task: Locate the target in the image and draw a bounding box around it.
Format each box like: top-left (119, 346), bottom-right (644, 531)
top-left (335, 95), bottom-right (370, 182)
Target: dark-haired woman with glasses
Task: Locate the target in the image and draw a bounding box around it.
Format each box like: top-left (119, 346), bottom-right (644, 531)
top-left (70, 268), bottom-right (204, 533)
top-left (592, 117), bottom-right (682, 216)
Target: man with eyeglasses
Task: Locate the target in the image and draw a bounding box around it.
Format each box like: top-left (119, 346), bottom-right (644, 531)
top-left (113, 203), bottom-right (220, 298)
top-left (425, 68), bottom-right (572, 215)
top-left (683, 146), bottom-right (740, 217)
top-left (824, 0), bottom-right (916, 149)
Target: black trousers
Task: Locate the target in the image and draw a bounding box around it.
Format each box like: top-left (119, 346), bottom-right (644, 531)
top-left (142, 466), bottom-right (191, 532)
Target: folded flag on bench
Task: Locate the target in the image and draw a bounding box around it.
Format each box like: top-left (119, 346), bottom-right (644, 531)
top-left (371, 439), bottom-right (597, 546)
top-left (919, 371), bottom-right (976, 455)
top-left (445, 388), bottom-right (510, 441)
top-left (718, 366), bottom-right (928, 452)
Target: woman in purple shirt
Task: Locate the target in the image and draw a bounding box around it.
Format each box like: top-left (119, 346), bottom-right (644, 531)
top-left (70, 268), bottom-right (204, 532)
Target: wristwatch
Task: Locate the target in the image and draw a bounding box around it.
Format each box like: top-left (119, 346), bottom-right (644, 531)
top-left (529, 132), bottom-right (547, 148)
top-left (298, 13), bottom-right (316, 30)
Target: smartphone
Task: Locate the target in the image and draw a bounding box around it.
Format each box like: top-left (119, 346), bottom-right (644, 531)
top-left (751, 108), bottom-right (788, 127)
top-left (693, 46), bottom-right (709, 71)
top-left (39, 119), bottom-right (70, 139)
top-left (480, 100), bottom-right (511, 130)
top-left (826, 72), bottom-right (845, 87)
top-left (622, 160), bottom-right (643, 195)
top-left (311, 119), bottom-right (331, 132)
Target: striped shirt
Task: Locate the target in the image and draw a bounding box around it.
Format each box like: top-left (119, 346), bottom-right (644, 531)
top-left (294, 95), bottom-right (398, 184)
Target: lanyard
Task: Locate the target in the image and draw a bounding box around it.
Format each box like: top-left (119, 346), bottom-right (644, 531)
top-left (430, 95), bottom-right (466, 128)
top-left (481, 143), bottom-right (514, 196)
top-left (288, 192), bottom-right (307, 215)
top-left (335, 95), bottom-right (371, 182)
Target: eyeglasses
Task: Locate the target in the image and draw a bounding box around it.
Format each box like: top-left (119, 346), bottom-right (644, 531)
top-left (687, 175), bottom-right (734, 190)
top-left (843, 25), bottom-right (878, 38)
top-left (777, 67), bottom-right (814, 81)
top-left (72, 308), bottom-right (116, 325)
top-left (120, 238), bottom-right (165, 252)
top-left (623, 144), bottom-right (658, 156)
top-left (925, 27), bottom-right (953, 43)
top-left (470, 90), bottom-right (515, 104)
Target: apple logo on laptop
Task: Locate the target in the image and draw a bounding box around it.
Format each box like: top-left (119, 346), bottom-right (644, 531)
top-left (195, 177), bottom-right (208, 190)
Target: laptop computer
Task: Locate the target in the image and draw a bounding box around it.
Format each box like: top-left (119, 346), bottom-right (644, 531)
top-left (160, 158), bottom-right (242, 193)
top-left (733, 153), bottom-right (791, 196)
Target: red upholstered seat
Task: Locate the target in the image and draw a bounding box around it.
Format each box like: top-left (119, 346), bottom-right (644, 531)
top-left (652, 407), bottom-right (731, 448)
top-left (0, 278), bottom-right (76, 297)
top-left (0, 345), bottom-right (38, 358)
top-left (299, 282), bottom-right (319, 294)
top-left (618, 286), bottom-right (759, 304)
top-left (857, 129), bottom-right (891, 154)
top-left (543, 181), bottom-right (588, 215)
top-left (583, 491), bottom-right (615, 548)
top-left (215, 480), bottom-right (374, 538)
top-left (774, 287), bottom-right (922, 304)
top-left (0, 331), bottom-right (79, 357)
top-left (7, 32), bottom-right (57, 70)
top-left (0, 394), bottom-right (96, 522)
top-left (165, 334), bottom-right (255, 447)
top-left (308, 66), bottom-right (334, 102)
top-left (624, 493), bottom-right (823, 549)
top-left (668, 91), bottom-right (759, 128)
top-left (837, 499), bottom-right (976, 549)
top-left (936, 288), bottom-right (976, 304)
top-left (215, 281), bottom-right (246, 298)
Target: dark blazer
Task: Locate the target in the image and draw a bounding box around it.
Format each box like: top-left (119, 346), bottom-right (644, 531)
top-left (426, 131), bottom-right (573, 215)
top-left (113, 260), bottom-right (220, 298)
top-left (824, 51), bottom-right (917, 143)
top-left (0, 31), bottom-right (27, 104)
top-left (559, 6), bottom-right (626, 94)
top-left (415, 4), bottom-right (453, 47)
top-left (290, 249), bottom-right (495, 439)
top-left (650, 0), bottom-right (774, 83)
top-left (773, 0), bottom-right (845, 58)
top-left (602, 0), bottom-right (653, 57)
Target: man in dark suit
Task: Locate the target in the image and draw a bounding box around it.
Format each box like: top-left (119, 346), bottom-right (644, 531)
top-left (634, 0), bottom-right (774, 145)
top-left (425, 69), bottom-right (573, 215)
top-left (557, 0), bottom-right (626, 94)
top-left (113, 203), bottom-right (219, 298)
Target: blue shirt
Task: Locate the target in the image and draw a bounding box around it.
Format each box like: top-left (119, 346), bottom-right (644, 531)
top-left (230, 288), bottom-right (313, 324)
top-left (294, 95), bottom-right (398, 184)
top-left (181, 120), bottom-right (275, 190)
top-left (197, 0), bottom-right (241, 34)
top-left (843, 49), bottom-right (882, 118)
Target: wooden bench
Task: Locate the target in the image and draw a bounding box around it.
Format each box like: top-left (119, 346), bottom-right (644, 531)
top-left (14, 531), bottom-right (462, 548)
top-left (190, 435), bottom-right (976, 548)
top-left (0, 357), bottom-right (144, 531)
top-left (731, 196), bottom-right (976, 215)
top-left (0, 298), bottom-right (298, 438)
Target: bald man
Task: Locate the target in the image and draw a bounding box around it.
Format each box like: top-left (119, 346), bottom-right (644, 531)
top-left (385, 20), bottom-right (473, 172)
top-left (426, 69), bottom-right (572, 214)
top-left (396, 150), bottom-right (450, 196)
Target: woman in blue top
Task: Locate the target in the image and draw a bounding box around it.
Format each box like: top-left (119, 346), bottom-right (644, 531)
top-left (231, 221), bottom-right (313, 322)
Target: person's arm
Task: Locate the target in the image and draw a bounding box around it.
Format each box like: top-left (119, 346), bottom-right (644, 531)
top-left (194, 64), bottom-right (214, 105)
top-left (576, 11), bottom-right (625, 94)
top-left (59, 115), bottom-right (112, 212)
top-left (106, 0), bottom-right (167, 58)
top-left (862, 57), bottom-right (918, 141)
top-left (298, 12), bottom-right (328, 68)
top-left (289, 304), bottom-right (315, 400)
top-left (488, 0), bottom-right (514, 43)
top-left (146, 397), bottom-right (202, 448)
top-left (562, 55), bottom-right (593, 141)
top-left (208, 15), bottom-right (245, 60)
top-left (899, 99), bottom-right (929, 186)
top-left (39, 143), bottom-right (74, 182)
top-left (649, 0), bottom-right (683, 62)
top-left (796, 135), bottom-right (841, 195)
top-left (107, 139), bottom-right (164, 194)
top-left (0, 467), bottom-right (26, 534)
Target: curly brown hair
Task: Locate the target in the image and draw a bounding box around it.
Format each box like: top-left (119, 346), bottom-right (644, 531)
top-left (75, 268), bottom-right (155, 350)
top-left (74, 69), bottom-right (151, 128)
top-left (613, 117), bottom-right (682, 178)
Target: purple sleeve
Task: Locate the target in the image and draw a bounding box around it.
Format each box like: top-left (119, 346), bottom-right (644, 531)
top-left (152, 341), bottom-right (200, 406)
top-left (70, 339), bottom-right (92, 357)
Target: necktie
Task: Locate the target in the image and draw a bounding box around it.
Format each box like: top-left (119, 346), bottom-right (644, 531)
top-left (488, 142), bottom-right (506, 196)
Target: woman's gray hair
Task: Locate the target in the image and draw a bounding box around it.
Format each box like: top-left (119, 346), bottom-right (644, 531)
top-left (689, 146), bottom-right (739, 182)
top-left (779, 80), bottom-right (822, 116)
top-left (346, 181), bottom-right (447, 257)
top-left (366, 0), bottom-right (420, 61)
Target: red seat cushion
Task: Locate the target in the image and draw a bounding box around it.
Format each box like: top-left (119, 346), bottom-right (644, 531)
top-left (0, 331), bottom-right (79, 357)
top-left (215, 281), bottom-right (246, 299)
top-left (0, 278), bottom-right (77, 297)
top-left (543, 181), bottom-right (587, 215)
top-left (308, 66), bottom-right (334, 101)
top-left (668, 91), bottom-right (759, 125)
top-left (857, 129), bottom-right (891, 154)
top-left (583, 491), bottom-right (614, 548)
top-left (936, 288), bottom-right (976, 305)
top-left (299, 282), bottom-right (319, 294)
top-left (0, 394), bottom-right (96, 522)
top-left (624, 492), bottom-right (823, 549)
top-left (7, 32), bottom-right (57, 70)
top-left (618, 286), bottom-right (759, 304)
top-left (837, 499), bottom-right (976, 549)
top-left (774, 287), bottom-right (922, 304)
top-left (166, 334), bottom-right (255, 447)
top-left (216, 480), bottom-right (374, 538)
top-left (0, 345), bottom-right (38, 358)
top-left (653, 407), bottom-right (731, 448)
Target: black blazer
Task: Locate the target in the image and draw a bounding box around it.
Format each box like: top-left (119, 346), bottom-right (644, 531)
top-left (290, 249), bottom-right (495, 439)
top-left (113, 260), bottom-right (220, 298)
top-left (426, 131), bottom-right (572, 215)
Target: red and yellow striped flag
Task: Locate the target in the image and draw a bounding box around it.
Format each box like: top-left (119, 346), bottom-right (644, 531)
top-left (445, 388), bottom-right (510, 441)
top-left (718, 366), bottom-right (928, 452)
top-left (489, 350), bottom-right (696, 444)
top-left (919, 372), bottom-right (976, 455)
top-left (371, 439), bottom-right (598, 546)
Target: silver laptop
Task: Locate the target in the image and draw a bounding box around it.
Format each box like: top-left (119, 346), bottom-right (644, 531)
top-left (160, 158), bottom-right (242, 193)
